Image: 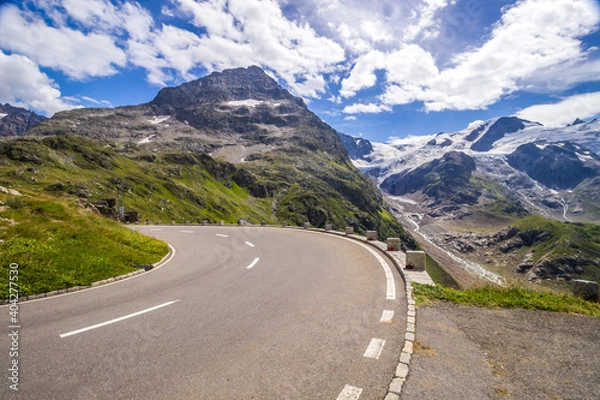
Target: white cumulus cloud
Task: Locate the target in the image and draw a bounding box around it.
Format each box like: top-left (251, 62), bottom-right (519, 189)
top-left (516, 92), bottom-right (600, 126)
top-left (423, 0), bottom-right (600, 112)
top-left (171, 0), bottom-right (346, 97)
top-left (0, 4), bottom-right (126, 80)
top-left (0, 51), bottom-right (81, 116)
top-left (340, 0), bottom-right (600, 115)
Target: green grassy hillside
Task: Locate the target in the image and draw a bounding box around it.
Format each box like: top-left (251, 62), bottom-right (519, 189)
top-left (0, 192), bottom-right (168, 299)
top-left (0, 135), bottom-right (278, 224)
top-left (513, 216), bottom-right (600, 283)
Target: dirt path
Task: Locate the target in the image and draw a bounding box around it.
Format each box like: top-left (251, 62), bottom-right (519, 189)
top-left (402, 303), bottom-right (600, 399)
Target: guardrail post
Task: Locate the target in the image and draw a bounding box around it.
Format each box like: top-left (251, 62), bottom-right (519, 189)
top-left (386, 238), bottom-right (401, 251)
top-left (406, 250), bottom-right (426, 271)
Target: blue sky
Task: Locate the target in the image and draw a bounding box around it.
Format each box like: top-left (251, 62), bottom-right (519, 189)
top-left (1, 0), bottom-right (600, 143)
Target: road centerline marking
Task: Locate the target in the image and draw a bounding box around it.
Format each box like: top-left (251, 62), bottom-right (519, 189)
top-left (336, 385), bottom-right (363, 400)
top-left (59, 300), bottom-right (180, 338)
top-left (380, 310), bottom-right (394, 323)
top-left (246, 257), bottom-right (260, 269)
top-left (363, 338), bottom-right (386, 359)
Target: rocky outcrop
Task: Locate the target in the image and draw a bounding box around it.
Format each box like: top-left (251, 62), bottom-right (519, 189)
top-left (381, 151), bottom-right (480, 205)
top-left (520, 255), bottom-right (592, 282)
top-left (433, 224), bottom-right (599, 282)
top-left (470, 117), bottom-right (531, 152)
top-left (0, 103), bottom-right (46, 136)
top-left (507, 142), bottom-right (598, 190)
top-left (339, 133), bottom-right (373, 159)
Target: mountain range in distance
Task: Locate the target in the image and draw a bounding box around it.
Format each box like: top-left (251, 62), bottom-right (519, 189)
top-left (342, 116), bottom-right (600, 287)
top-left (346, 115), bottom-right (600, 224)
top-left (1, 66), bottom-right (599, 289)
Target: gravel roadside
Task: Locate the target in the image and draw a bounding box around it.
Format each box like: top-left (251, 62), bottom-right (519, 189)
top-left (402, 303), bottom-right (600, 399)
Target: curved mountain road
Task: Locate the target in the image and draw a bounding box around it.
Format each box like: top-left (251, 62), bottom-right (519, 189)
top-left (2, 226), bottom-right (406, 399)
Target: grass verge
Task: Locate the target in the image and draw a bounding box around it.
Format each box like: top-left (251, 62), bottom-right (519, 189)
top-left (0, 193), bottom-right (169, 299)
top-left (412, 283), bottom-right (600, 317)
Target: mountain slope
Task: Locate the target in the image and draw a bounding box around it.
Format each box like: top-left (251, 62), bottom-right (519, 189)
top-left (17, 67), bottom-right (410, 241)
top-left (381, 151), bottom-right (480, 204)
top-left (0, 103), bottom-right (46, 136)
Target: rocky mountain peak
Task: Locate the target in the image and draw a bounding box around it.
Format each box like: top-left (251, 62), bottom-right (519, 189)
top-left (150, 65), bottom-right (299, 110)
top-left (380, 151), bottom-right (480, 204)
top-left (0, 103), bottom-right (47, 136)
top-left (339, 133), bottom-right (373, 160)
top-left (469, 116), bottom-right (536, 152)
top-left (568, 118), bottom-right (586, 126)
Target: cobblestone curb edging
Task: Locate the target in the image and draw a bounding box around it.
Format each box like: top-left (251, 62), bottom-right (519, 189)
top-left (1, 244), bottom-right (174, 305)
top-left (356, 240), bottom-right (417, 400)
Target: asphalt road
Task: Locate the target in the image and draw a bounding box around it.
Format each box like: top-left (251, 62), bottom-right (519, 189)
top-left (1, 226), bottom-right (406, 399)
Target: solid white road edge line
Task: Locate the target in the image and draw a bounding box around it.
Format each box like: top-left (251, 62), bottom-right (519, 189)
top-left (356, 242), bottom-right (396, 300)
top-left (59, 299), bottom-right (180, 338)
top-left (380, 310), bottom-right (394, 323)
top-left (246, 257), bottom-right (260, 269)
top-left (336, 384), bottom-right (363, 400)
top-left (363, 338), bottom-right (386, 360)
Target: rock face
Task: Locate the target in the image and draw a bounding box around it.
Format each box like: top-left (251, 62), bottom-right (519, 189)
top-left (507, 143), bottom-right (598, 190)
top-left (381, 151), bottom-right (480, 204)
top-left (339, 133), bottom-right (373, 160)
top-left (469, 117), bottom-right (532, 151)
top-left (0, 104), bottom-right (46, 136)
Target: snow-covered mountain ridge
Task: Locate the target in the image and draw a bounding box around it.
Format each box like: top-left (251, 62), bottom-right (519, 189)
top-left (353, 116), bottom-right (600, 186)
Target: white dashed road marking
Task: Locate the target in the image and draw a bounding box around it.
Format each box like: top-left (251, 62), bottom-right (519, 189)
top-left (246, 257), bottom-right (260, 269)
top-left (245, 241), bottom-right (255, 247)
top-left (336, 384), bottom-right (363, 400)
top-left (363, 338), bottom-right (386, 360)
top-left (60, 300), bottom-right (180, 338)
top-left (215, 234), bottom-right (229, 238)
top-left (180, 230), bottom-right (194, 233)
top-left (380, 310), bottom-right (394, 323)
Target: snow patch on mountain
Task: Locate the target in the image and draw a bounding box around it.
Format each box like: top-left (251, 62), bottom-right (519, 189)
top-left (148, 115), bottom-right (171, 124)
top-left (225, 99), bottom-right (282, 108)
